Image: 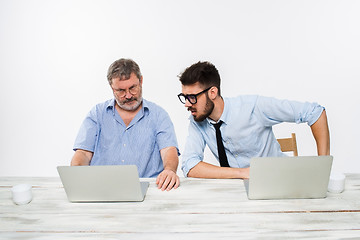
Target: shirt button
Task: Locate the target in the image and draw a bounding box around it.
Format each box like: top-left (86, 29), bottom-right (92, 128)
top-left (123, 143), bottom-right (126, 147)
top-left (122, 160), bottom-right (125, 163)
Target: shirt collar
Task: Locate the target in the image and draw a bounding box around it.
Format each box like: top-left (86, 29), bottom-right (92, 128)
top-left (206, 97), bottom-right (230, 125)
top-left (106, 99), bottom-right (116, 115)
top-left (221, 97), bottom-right (230, 124)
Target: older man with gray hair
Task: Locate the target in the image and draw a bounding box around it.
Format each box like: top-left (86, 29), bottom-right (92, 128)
top-left (71, 58), bottom-right (180, 191)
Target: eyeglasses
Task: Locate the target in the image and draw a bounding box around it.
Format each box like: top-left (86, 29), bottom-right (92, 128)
top-left (177, 87), bottom-right (212, 104)
top-left (112, 84), bottom-right (140, 98)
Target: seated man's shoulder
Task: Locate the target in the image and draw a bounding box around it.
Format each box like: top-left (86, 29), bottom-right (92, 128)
top-left (91, 99), bottom-right (114, 112)
top-left (143, 99), bottom-right (169, 115)
top-left (86, 99), bottom-right (115, 120)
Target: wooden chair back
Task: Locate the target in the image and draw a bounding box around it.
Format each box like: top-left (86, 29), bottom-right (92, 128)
top-left (277, 133), bottom-right (298, 156)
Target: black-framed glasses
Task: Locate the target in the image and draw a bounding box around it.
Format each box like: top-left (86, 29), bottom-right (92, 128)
top-left (177, 87), bottom-right (212, 104)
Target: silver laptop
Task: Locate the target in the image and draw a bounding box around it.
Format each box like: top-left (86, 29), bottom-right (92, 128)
top-left (57, 165), bottom-right (149, 202)
top-left (244, 156), bottom-right (333, 200)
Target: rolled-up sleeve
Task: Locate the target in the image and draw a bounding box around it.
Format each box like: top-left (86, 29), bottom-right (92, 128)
top-left (181, 121), bottom-right (206, 177)
top-left (255, 96), bottom-right (324, 127)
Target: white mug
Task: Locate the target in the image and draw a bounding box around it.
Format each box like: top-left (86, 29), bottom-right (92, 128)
top-left (11, 184), bottom-right (33, 205)
top-left (328, 173), bottom-right (345, 193)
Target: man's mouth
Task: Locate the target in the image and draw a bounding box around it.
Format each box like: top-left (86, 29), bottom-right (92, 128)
top-left (188, 107), bottom-right (196, 115)
top-left (124, 98), bottom-right (136, 104)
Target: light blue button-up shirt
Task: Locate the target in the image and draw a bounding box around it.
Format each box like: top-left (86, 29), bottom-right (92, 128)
top-left (73, 99), bottom-right (179, 178)
top-left (181, 95), bottom-right (324, 177)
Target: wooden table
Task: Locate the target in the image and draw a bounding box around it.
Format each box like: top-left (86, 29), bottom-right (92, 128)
top-left (1, 175), bottom-right (360, 239)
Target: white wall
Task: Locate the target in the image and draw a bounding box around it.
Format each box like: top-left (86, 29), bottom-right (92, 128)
top-left (0, 0), bottom-right (359, 177)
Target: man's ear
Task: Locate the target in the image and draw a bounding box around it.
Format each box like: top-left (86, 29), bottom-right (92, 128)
top-left (139, 76), bottom-right (143, 85)
top-left (208, 86), bottom-right (218, 100)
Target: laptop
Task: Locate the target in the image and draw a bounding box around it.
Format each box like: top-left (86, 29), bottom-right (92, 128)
top-left (244, 156), bottom-right (333, 200)
top-left (57, 165), bottom-right (149, 202)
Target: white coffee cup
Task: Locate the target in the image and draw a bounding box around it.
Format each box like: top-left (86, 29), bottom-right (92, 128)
top-left (11, 184), bottom-right (32, 205)
top-left (328, 173), bottom-right (345, 193)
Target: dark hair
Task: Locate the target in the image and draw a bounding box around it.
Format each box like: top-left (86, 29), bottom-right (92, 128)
top-left (107, 58), bottom-right (142, 85)
top-left (178, 61), bottom-right (221, 96)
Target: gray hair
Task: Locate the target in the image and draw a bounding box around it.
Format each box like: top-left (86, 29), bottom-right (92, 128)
top-left (107, 58), bottom-right (142, 85)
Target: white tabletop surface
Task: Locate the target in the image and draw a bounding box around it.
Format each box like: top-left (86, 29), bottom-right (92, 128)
top-left (1, 175), bottom-right (360, 239)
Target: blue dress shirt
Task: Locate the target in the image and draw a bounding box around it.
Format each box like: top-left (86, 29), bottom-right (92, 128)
top-left (73, 99), bottom-right (179, 178)
top-left (181, 95), bottom-right (324, 177)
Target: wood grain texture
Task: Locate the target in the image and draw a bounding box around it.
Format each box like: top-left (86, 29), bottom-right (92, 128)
top-left (1, 175), bottom-right (360, 239)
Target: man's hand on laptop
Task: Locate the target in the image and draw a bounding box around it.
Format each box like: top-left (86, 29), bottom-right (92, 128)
top-left (156, 169), bottom-right (180, 191)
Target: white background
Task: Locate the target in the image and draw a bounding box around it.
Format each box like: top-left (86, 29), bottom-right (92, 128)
top-left (1, 0), bottom-right (359, 177)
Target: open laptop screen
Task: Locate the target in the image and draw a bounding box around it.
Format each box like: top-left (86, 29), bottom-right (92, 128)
top-left (245, 156), bottom-right (333, 200)
top-left (57, 165), bottom-right (149, 202)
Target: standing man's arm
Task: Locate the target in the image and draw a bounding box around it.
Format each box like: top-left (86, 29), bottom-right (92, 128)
top-left (310, 110), bottom-right (330, 155)
top-left (156, 146), bottom-right (180, 191)
top-left (188, 162), bottom-right (249, 179)
top-left (71, 149), bottom-right (93, 166)
top-left (181, 121), bottom-right (251, 179)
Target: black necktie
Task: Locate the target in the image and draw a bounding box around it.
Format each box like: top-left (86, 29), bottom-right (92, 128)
top-left (212, 121), bottom-right (230, 167)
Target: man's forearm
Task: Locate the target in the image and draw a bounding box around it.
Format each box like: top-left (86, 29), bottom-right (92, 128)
top-left (160, 146), bottom-right (179, 172)
top-left (71, 150), bottom-right (93, 166)
top-left (187, 162), bottom-right (249, 179)
top-left (310, 110), bottom-right (330, 155)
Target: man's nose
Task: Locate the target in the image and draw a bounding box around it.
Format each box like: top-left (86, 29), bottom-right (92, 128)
top-left (124, 90), bottom-right (133, 99)
top-left (184, 99), bottom-right (192, 108)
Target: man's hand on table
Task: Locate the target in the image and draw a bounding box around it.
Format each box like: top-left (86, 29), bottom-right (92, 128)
top-left (156, 169), bottom-right (180, 191)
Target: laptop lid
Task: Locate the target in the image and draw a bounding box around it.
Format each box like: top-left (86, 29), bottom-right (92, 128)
top-left (57, 165), bottom-right (149, 202)
top-left (245, 156), bottom-right (333, 200)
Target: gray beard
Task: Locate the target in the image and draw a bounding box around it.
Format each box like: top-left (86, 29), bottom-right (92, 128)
top-left (115, 96), bottom-right (143, 111)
